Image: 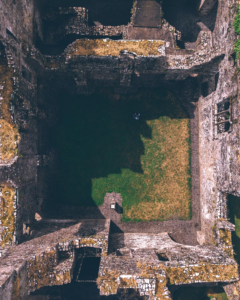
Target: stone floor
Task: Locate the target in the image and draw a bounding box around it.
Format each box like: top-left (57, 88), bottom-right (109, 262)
top-left (133, 0), bottom-right (162, 28)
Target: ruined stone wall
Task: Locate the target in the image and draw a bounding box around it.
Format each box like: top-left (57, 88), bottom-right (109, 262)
top-left (0, 219), bottom-right (110, 300)
top-left (0, 0), bottom-right (43, 48)
top-left (0, 1), bottom-right (46, 248)
top-left (197, 0), bottom-right (240, 245)
top-left (42, 7), bottom-right (127, 45)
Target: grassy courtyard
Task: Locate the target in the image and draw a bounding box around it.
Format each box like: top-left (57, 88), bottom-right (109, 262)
top-left (50, 87), bottom-right (191, 222)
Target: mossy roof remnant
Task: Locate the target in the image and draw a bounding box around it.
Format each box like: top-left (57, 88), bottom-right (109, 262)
top-left (97, 269), bottom-right (120, 295)
top-left (166, 263), bottom-right (238, 285)
top-left (0, 47), bottom-right (20, 164)
top-left (219, 229), bottom-right (234, 258)
top-left (66, 39), bottom-right (165, 57)
top-left (97, 256), bottom-right (239, 297)
top-left (27, 248), bottom-right (57, 291)
top-left (0, 183), bottom-right (16, 247)
top-left (0, 119), bottom-right (20, 163)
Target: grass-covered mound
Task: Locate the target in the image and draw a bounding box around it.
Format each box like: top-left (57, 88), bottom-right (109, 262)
top-left (50, 87), bottom-right (191, 222)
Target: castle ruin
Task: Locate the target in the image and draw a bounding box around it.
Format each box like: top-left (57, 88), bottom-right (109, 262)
top-left (0, 0), bottom-right (240, 299)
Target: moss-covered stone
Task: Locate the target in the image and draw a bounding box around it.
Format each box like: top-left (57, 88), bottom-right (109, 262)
top-left (66, 39), bottom-right (165, 58)
top-left (0, 183), bottom-right (17, 247)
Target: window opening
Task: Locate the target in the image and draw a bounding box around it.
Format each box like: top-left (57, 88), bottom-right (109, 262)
top-left (157, 252), bottom-right (169, 261)
top-left (213, 99), bottom-right (232, 136)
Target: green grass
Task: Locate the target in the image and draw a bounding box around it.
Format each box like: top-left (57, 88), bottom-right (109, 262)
top-left (234, 5), bottom-right (240, 61)
top-left (172, 286), bottom-right (228, 300)
top-left (49, 87), bottom-right (191, 222)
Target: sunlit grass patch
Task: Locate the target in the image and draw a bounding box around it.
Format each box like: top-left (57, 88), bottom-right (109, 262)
top-left (66, 39), bottom-right (165, 58)
top-left (122, 116), bottom-right (191, 221)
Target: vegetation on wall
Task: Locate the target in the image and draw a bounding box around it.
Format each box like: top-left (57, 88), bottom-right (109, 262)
top-left (234, 5), bottom-right (240, 62)
top-left (66, 39), bottom-right (165, 57)
top-left (0, 183), bottom-right (16, 247)
top-left (0, 45), bottom-right (20, 163)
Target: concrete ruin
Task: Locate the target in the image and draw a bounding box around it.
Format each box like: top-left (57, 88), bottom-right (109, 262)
top-left (0, 0), bottom-right (240, 299)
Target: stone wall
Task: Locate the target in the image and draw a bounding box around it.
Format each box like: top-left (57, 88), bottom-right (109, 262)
top-left (0, 0), bottom-right (46, 250)
top-left (194, 0), bottom-right (239, 246)
top-left (0, 0), bottom-right (240, 299)
top-left (198, 0), bottom-right (218, 16)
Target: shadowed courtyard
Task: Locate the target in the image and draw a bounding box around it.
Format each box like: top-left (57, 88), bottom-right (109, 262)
top-left (49, 87), bottom-right (191, 222)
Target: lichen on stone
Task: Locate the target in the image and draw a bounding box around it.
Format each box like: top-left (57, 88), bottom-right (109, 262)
top-left (0, 47), bottom-right (20, 164)
top-left (0, 183), bottom-right (17, 247)
top-left (97, 269), bottom-right (120, 295)
top-left (65, 39), bottom-right (165, 58)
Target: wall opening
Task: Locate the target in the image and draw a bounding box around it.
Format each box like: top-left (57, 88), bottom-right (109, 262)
top-left (77, 257), bottom-right (101, 281)
top-left (74, 247), bottom-right (102, 282)
top-left (22, 65), bottom-right (32, 83)
top-left (201, 81), bottom-right (209, 97)
top-left (157, 252), bottom-right (169, 261)
top-left (214, 99), bottom-right (232, 134)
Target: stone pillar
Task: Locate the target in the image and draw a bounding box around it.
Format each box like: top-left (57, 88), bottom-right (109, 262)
top-left (223, 282), bottom-right (240, 300)
top-left (198, 0), bottom-right (218, 16)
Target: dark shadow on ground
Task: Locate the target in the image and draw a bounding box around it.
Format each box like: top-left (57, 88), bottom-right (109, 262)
top-left (42, 0), bottom-right (133, 26)
top-left (227, 194), bottom-right (240, 265)
top-left (36, 35), bottom-right (123, 56)
top-left (170, 285), bottom-right (228, 300)
top-left (162, 0), bottom-right (218, 45)
top-left (46, 86), bottom-right (189, 208)
top-left (29, 283), bottom-right (146, 300)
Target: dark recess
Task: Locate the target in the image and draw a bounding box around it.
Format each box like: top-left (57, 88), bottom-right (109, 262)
top-left (36, 34), bottom-right (122, 55)
top-left (162, 0), bottom-right (218, 45)
top-left (42, 0), bottom-right (133, 26)
top-left (78, 257), bottom-right (101, 281)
